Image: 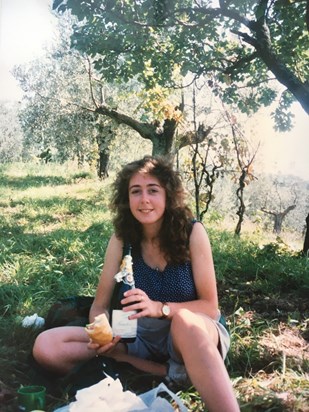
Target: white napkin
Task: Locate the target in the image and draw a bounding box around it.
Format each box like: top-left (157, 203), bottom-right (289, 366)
top-left (22, 313), bottom-right (45, 328)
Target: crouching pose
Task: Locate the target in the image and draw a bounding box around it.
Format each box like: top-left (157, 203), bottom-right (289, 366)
top-left (33, 156), bottom-right (240, 412)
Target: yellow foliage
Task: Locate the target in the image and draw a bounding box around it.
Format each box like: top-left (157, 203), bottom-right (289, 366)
top-left (139, 85), bottom-right (183, 123)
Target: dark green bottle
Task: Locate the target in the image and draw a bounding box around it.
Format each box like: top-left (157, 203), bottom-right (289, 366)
top-left (110, 245), bottom-right (137, 343)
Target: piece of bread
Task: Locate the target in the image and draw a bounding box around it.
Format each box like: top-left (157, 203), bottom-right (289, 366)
top-left (85, 313), bottom-right (113, 345)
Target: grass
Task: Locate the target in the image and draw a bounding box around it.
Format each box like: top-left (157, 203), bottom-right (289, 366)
top-left (0, 162), bottom-right (308, 411)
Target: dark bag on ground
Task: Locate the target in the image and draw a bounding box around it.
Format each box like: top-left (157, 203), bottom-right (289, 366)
top-left (44, 295), bottom-right (94, 329)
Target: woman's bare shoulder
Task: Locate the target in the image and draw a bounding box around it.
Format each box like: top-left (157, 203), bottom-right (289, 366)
top-left (105, 233), bottom-right (123, 260)
top-left (189, 221), bottom-right (212, 250)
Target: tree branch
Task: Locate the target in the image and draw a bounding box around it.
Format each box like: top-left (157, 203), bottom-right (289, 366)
top-left (224, 51), bottom-right (259, 76)
top-left (178, 5), bottom-right (252, 28)
top-left (178, 124), bottom-right (213, 150)
top-left (95, 105), bottom-right (156, 140)
top-left (86, 57), bottom-right (99, 109)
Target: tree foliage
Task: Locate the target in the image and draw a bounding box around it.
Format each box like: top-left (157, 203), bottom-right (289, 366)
top-left (0, 102), bottom-right (23, 163)
top-left (13, 18), bottom-right (128, 174)
top-left (14, 12), bottom-right (215, 162)
top-left (53, 0), bottom-right (309, 130)
top-left (15, 55), bottom-right (98, 167)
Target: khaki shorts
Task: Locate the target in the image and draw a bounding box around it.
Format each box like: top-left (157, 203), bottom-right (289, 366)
top-left (127, 311), bottom-right (230, 387)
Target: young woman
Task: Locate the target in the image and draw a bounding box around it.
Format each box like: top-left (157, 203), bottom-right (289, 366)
top-left (33, 156), bottom-right (240, 412)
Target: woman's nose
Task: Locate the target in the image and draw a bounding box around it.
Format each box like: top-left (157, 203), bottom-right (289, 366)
top-left (140, 191), bottom-right (149, 202)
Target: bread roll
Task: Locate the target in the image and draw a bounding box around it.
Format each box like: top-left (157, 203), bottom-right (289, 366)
top-left (85, 313), bottom-right (113, 345)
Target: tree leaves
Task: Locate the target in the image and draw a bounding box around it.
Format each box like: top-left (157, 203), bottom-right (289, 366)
top-left (52, 0), bottom-right (309, 128)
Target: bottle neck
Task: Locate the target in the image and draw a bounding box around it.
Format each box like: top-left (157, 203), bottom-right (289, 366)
top-left (123, 242), bottom-right (131, 255)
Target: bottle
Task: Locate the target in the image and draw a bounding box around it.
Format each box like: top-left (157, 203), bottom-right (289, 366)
top-left (110, 245), bottom-right (137, 343)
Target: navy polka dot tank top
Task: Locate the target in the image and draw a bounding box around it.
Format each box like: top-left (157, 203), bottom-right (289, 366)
top-left (132, 251), bottom-right (197, 303)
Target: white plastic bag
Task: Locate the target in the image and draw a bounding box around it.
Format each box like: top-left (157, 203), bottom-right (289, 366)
top-left (139, 382), bottom-right (188, 412)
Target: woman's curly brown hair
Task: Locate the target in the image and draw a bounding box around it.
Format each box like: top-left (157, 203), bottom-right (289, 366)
top-left (110, 156), bottom-right (194, 264)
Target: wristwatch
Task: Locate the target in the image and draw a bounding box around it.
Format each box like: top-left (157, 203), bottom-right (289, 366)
top-left (161, 302), bottom-right (170, 318)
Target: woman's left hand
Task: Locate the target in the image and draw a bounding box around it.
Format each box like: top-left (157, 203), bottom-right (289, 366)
top-left (121, 288), bottom-right (162, 319)
top-left (88, 336), bottom-right (128, 360)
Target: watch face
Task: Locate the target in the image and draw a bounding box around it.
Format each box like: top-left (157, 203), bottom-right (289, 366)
top-left (162, 304), bottom-right (170, 316)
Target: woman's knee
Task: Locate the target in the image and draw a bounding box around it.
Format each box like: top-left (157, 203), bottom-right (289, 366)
top-left (33, 330), bottom-right (53, 362)
top-left (171, 309), bottom-right (204, 332)
top-left (171, 309), bottom-right (198, 342)
top-left (170, 309), bottom-right (216, 348)
top-left (171, 308), bottom-right (192, 330)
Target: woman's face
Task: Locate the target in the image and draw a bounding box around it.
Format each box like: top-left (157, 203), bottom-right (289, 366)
top-left (128, 172), bottom-right (166, 227)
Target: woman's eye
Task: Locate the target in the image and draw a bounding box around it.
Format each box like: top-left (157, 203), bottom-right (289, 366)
top-left (130, 189), bottom-right (140, 195)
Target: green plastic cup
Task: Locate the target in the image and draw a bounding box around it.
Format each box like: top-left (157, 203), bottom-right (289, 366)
top-left (17, 385), bottom-right (46, 412)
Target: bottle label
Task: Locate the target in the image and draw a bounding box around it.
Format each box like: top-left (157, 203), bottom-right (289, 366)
top-left (112, 309), bottom-right (137, 338)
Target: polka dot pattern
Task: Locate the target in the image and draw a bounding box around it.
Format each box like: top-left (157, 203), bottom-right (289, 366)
top-left (132, 252), bottom-right (197, 302)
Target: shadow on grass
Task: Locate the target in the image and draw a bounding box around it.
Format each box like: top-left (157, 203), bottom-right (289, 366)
top-left (1, 195), bottom-right (109, 226)
top-left (0, 168), bottom-right (95, 190)
top-left (0, 175), bottom-right (72, 190)
top-left (0, 220), bottom-right (112, 259)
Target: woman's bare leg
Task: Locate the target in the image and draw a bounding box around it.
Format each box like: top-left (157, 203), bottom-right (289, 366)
top-left (33, 326), bottom-right (96, 375)
top-left (171, 309), bottom-right (240, 412)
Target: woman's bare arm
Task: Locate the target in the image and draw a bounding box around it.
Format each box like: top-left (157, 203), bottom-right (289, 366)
top-left (89, 234), bottom-right (123, 322)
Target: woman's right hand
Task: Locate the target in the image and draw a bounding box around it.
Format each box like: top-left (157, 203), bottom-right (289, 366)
top-left (122, 288), bottom-right (163, 318)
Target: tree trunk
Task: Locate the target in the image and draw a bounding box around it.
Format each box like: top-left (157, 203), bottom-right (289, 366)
top-left (235, 170), bottom-right (246, 236)
top-left (95, 122), bottom-right (113, 179)
top-left (151, 119), bottom-right (177, 158)
top-left (200, 166), bottom-right (221, 222)
top-left (303, 212), bottom-right (309, 256)
top-left (273, 214), bottom-right (284, 234)
top-left (97, 148), bottom-right (109, 179)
